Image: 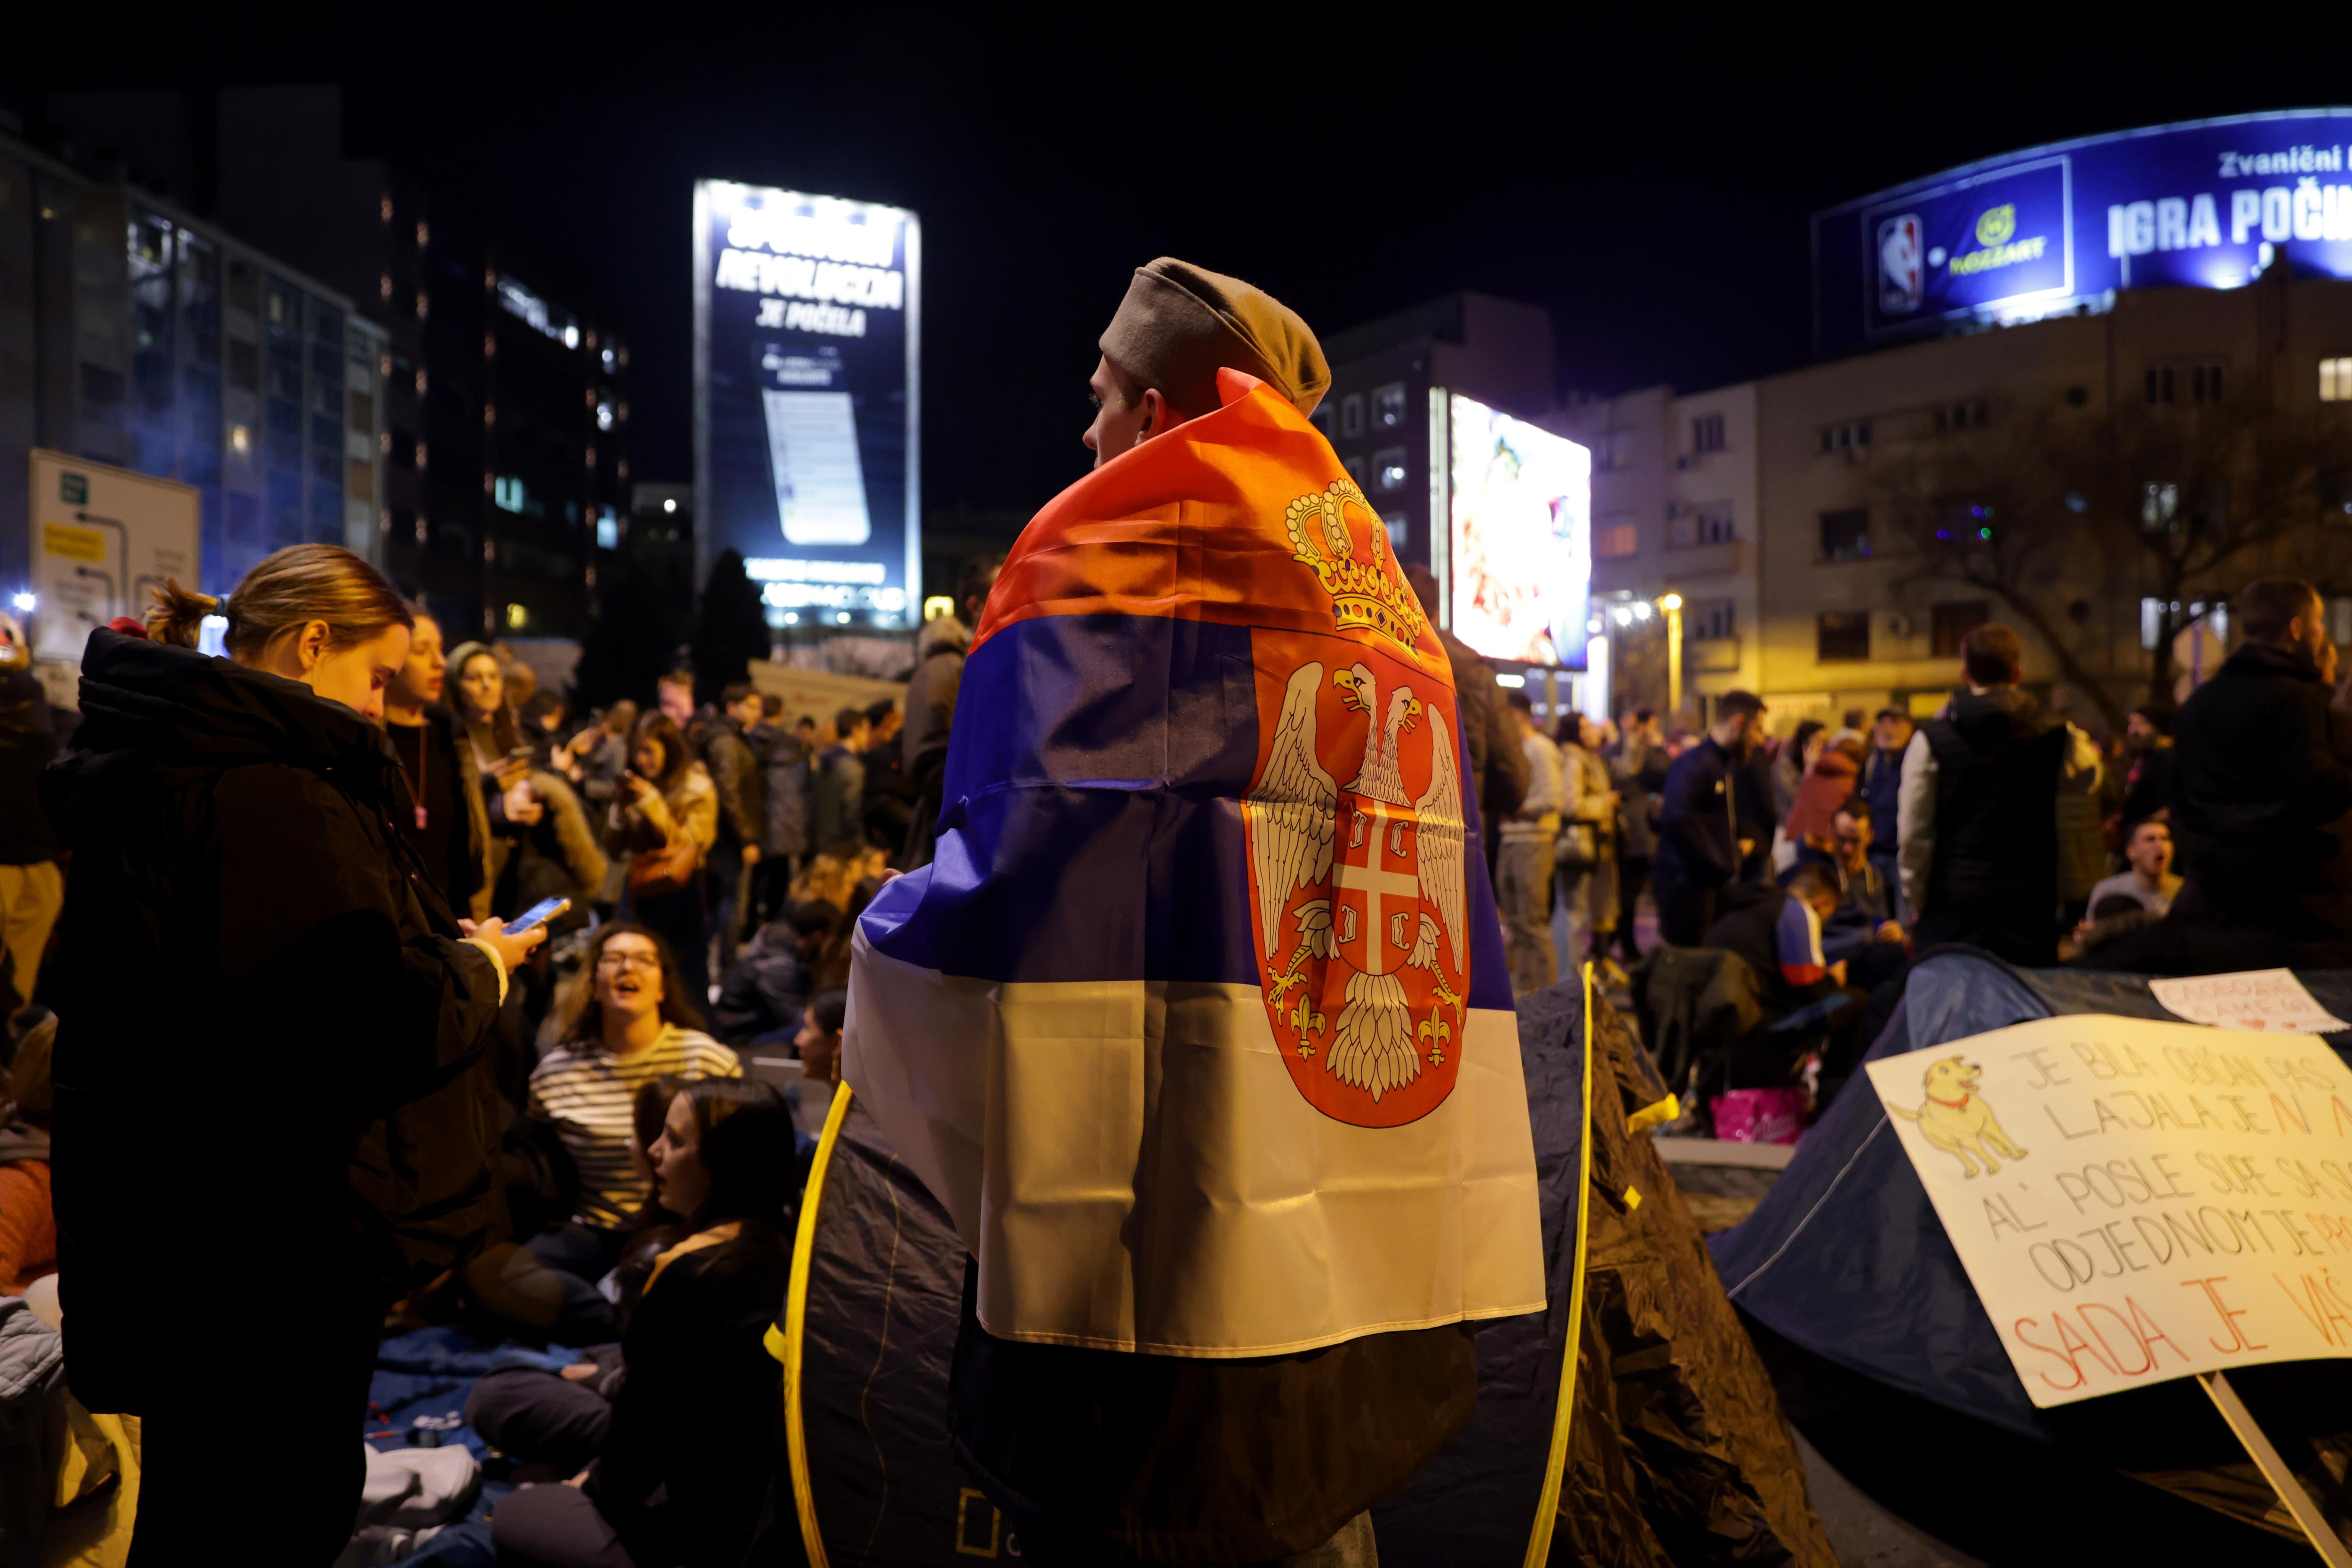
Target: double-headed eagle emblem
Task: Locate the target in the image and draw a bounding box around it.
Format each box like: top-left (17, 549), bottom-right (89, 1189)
top-left (1245, 660), bottom-right (1467, 1101)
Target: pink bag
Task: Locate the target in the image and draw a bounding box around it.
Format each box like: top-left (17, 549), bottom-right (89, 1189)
top-left (1710, 1087), bottom-right (1806, 1145)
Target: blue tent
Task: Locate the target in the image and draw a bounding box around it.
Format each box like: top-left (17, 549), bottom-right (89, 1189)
top-left (1711, 950), bottom-right (2352, 1558)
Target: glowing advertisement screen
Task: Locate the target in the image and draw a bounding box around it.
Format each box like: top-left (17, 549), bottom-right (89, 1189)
top-left (693, 182), bottom-right (919, 627)
top-left (1816, 110), bottom-right (2352, 356)
top-left (1446, 393), bottom-right (1590, 669)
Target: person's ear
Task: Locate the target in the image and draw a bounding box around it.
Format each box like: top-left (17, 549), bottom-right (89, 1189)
top-left (1136, 386), bottom-right (1166, 440)
top-left (297, 619), bottom-right (332, 673)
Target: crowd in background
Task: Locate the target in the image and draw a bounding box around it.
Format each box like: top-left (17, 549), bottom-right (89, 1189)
top-left (0, 548), bottom-right (2343, 1559)
top-left (1480, 577), bottom-right (2352, 1133)
top-left (0, 541), bottom-right (1001, 1565)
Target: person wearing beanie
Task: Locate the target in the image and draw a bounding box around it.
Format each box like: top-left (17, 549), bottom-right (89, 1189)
top-left (845, 260), bottom-right (1542, 1568)
top-left (1083, 256), bottom-right (1330, 464)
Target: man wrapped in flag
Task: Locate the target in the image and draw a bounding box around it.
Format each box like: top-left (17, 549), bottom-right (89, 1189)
top-left (845, 259), bottom-right (1545, 1565)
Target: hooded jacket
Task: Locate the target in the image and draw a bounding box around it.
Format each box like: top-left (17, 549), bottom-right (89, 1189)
top-left (40, 631), bottom-right (508, 1410)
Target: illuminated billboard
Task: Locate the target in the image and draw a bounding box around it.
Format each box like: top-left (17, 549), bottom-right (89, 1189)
top-left (1442, 391), bottom-right (1590, 668)
top-left (693, 182), bottom-right (920, 628)
top-left (1817, 110), bottom-right (2352, 356)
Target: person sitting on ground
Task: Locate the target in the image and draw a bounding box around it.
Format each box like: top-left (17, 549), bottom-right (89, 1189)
top-left (811, 875), bottom-right (889, 992)
top-left (525, 924), bottom-right (739, 1320)
top-left (1703, 863), bottom-right (1874, 1109)
top-left (2072, 892), bottom-right (2166, 960)
top-left (478, 1079), bottom-right (800, 1568)
top-left (795, 986), bottom-right (847, 1089)
top-left (0, 1010), bottom-right (54, 1292)
top-left (1704, 863), bottom-right (1848, 1013)
top-left (2087, 818), bottom-right (2181, 919)
top-left (710, 901), bottom-right (837, 1046)
top-left (1790, 801), bottom-right (1907, 992)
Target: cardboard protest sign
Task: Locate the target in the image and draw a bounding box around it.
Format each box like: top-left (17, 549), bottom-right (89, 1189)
top-left (1867, 1016), bottom-right (2352, 1408)
top-left (2149, 970), bottom-right (2352, 1036)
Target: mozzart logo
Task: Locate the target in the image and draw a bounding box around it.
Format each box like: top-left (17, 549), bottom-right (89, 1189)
top-left (1948, 203), bottom-right (2050, 277)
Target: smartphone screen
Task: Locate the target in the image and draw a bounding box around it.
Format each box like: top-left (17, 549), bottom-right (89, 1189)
top-left (504, 895), bottom-right (572, 935)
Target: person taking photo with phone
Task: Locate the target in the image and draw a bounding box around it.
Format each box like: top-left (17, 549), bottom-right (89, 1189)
top-left (41, 544), bottom-right (547, 1566)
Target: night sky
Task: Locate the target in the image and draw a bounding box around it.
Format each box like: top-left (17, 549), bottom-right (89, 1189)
top-left (6, 17), bottom-right (2335, 518)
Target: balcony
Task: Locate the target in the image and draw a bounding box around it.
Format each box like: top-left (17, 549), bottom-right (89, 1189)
top-left (1662, 538), bottom-right (1743, 578)
top-left (1684, 635), bottom-right (1742, 673)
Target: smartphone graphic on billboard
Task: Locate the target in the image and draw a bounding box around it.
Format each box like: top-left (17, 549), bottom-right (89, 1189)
top-left (759, 346), bottom-right (871, 546)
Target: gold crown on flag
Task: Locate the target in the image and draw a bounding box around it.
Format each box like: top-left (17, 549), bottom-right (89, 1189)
top-left (1283, 481), bottom-right (1428, 652)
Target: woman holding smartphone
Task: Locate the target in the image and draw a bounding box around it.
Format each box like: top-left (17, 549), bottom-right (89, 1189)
top-left (41, 545), bottom-right (545, 1565)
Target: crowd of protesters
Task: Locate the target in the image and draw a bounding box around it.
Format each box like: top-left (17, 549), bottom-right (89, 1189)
top-left (1, 505), bottom-right (2348, 1558)
top-left (0, 534), bottom-right (1006, 1566)
top-left (1478, 578), bottom-right (2352, 1137)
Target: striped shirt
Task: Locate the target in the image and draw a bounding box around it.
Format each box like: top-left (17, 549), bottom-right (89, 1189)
top-left (528, 1025), bottom-right (742, 1227)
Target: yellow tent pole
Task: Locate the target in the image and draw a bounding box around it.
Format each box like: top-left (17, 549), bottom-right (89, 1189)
top-left (777, 1082), bottom-right (856, 1568)
top-left (1523, 963), bottom-right (1598, 1568)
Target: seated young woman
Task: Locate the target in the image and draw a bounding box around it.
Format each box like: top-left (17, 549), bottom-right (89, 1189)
top-left (0, 1012), bottom-right (55, 1292)
top-left (524, 924), bottom-right (738, 1327)
top-left (475, 1078), bottom-right (801, 1568)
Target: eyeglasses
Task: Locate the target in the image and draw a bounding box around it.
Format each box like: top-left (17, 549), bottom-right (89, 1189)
top-left (597, 950), bottom-right (662, 972)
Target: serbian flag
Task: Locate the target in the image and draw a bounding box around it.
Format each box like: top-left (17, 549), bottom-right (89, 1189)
top-left (845, 370), bottom-right (1544, 1356)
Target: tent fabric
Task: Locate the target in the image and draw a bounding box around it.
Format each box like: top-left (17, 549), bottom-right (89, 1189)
top-left (1710, 950), bottom-right (2352, 1442)
top-left (787, 1093), bottom-right (986, 1566)
top-left (781, 980), bottom-right (1834, 1566)
top-left (1371, 981), bottom-right (1833, 1568)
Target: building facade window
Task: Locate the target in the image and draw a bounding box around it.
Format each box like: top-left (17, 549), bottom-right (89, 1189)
top-left (1691, 412), bottom-right (1726, 453)
top-left (1342, 453), bottom-right (1368, 490)
top-left (1931, 600), bottom-right (1990, 657)
top-left (2321, 466), bottom-right (2352, 517)
top-left (1694, 504), bottom-right (1733, 544)
top-left (1692, 599), bottom-right (1736, 641)
top-left (1817, 610), bottom-right (1872, 663)
top-left (2324, 357), bottom-right (2352, 402)
top-left (1372, 446), bottom-right (1407, 492)
top-left (1818, 421), bottom-right (1872, 454)
top-left (2148, 363), bottom-right (2225, 404)
top-left (1595, 431), bottom-right (1636, 470)
top-left (1819, 507), bottom-right (1870, 561)
top-left (1932, 400), bottom-right (1990, 433)
top-left (1595, 521), bottom-right (1637, 558)
top-left (1372, 382), bottom-right (1406, 429)
top-left (1340, 394), bottom-right (1364, 439)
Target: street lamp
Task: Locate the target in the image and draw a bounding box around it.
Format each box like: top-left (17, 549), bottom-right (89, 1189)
top-left (1658, 594), bottom-right (1685, 720)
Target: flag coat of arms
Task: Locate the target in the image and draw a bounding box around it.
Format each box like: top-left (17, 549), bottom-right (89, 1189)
top-left (844, 370), bottom-right (1545, 1356)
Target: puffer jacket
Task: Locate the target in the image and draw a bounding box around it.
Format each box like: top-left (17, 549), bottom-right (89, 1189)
top-left (40, 631), bottom-right (507, 1410)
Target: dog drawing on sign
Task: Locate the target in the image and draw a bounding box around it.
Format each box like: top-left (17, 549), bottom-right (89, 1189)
top-left (1886, 1056), bottom-right (2027, 1178)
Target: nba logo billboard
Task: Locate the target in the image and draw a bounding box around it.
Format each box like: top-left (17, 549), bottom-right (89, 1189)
top-left (1878, 214), bottom-right (1923, 314)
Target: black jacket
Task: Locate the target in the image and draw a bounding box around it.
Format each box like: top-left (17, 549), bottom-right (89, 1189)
top-left (1915, 687), bottom-right (2068, 963)
top-left (40, 632), bottom-right (507, 1410)
top-left (701, 718), bottom-right (766, 855)
top-left (2121, 743), bottom-right (2177, 831)
top-left (0, 665), bottom-right (59, 866)
top-left (1653, 737), bottom-right (1748, 889)
top-left (594, 1228), bottom-right (792, 1567)
top-left (2173, 641), bottom-right (2352, 937)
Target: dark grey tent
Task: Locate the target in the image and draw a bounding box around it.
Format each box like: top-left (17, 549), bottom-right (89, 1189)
top-left (763, 980), bottom-right (1835, 1566)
